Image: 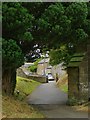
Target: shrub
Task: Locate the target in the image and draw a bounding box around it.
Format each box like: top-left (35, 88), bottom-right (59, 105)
top-left (29, 58), bottom-right (42, 73)
top-left (29, 65), bottom-right (37, 72)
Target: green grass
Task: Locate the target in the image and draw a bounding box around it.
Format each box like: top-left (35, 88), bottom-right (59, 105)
top-left (15, 76), bottom-right (41, 100)
top-left (60, 84), bottom-right (68, 93)
top-left (57, 74), bottom-right (68, 93)
top-left (2, 76), bottom-right (44, 118)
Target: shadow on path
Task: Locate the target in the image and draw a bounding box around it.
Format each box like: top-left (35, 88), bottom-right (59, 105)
top-left (32, 104), bottom-right (88, 118)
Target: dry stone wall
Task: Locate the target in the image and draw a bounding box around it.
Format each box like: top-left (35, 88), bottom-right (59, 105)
top-left (51, 63), bottom-right (67, 80)
top-left (17, 67), bottom-right (46, 83)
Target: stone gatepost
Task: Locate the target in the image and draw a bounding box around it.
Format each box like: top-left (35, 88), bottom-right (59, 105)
top-left (67, 53), bottom-right (88, 105)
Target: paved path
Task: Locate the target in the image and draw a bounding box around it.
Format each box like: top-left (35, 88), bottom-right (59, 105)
top-left (27, 81), bottom-right (88, 118)
top-left (34, 104), bottom-right (88, 118)
top-left (27, 81), bottom-right (67, 104)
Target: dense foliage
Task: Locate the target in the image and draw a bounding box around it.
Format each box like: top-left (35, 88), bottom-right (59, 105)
top-left (2, 2), bottom-right (89, 95)
top-left (49, 45), bottom-right (72, 66)
top-left (36, 3), bottom-right (89, 48)
top-left (2, 39), bottom-right (24, 69)
top-left (2, 2), bottom-right (34, 55)
top-left (2, 2), bottom-right (34, 95)
top-left (37, 2), bottom-right (89, 65)
top-left (2, 3), bottom-right (34, 41)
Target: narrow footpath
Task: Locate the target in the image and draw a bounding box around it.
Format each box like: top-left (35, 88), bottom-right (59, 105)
top-left (27, 81), bottom-right (88, 118)
top-left (27, 81), bottom-right (67, 104)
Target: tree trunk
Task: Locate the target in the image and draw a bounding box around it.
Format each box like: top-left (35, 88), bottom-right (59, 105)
top-left (2, 69), bottom-right (16, 96)
top-left (11, 70), bottom-right (16, 95)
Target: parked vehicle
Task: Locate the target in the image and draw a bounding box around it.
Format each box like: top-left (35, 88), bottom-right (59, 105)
top-left (46, 73), bottom-right (54, 82)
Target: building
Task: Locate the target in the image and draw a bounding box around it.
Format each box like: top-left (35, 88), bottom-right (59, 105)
top-left (37, 58), bottom-right (52, 75)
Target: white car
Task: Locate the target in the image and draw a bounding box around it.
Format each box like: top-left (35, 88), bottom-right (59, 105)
top-left (47, 73), bottom-right (54, 82)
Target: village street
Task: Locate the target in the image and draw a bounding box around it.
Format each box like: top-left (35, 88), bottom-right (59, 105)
top-left (27, 81), bottom-right (88, 118)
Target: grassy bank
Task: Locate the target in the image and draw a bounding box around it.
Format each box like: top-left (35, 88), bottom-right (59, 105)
top-left (2, 76), bottom-right (44, 118)
top-left (15, 76), bottom-right (41, 100)
top-left (2, 95), bottom-right (44, 118)
top-left (57, 74), bottom-right (68, 93)
top-left (72, 102), bottom-right (89, 113)
top-left (56, 74), bottom-right (89, 112)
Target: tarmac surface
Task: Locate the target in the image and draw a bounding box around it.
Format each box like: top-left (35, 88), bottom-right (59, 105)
top-left (27, 81), bottom-right (67, 104)
top-left (27, 81), bottom-right (88, 118)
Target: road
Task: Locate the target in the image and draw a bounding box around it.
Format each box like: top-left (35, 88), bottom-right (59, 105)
top-left (27, 81), bottom-right (88, 118)
top-left (27, 81), bottom-right (67, 104)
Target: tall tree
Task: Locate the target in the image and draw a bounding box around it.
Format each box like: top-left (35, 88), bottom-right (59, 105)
top-left (2, 39), bottom-right (24, 95)
top-left (38, 3), bottom-right (88, 48)
top-left (2, 2), bottom-right (33, 95)
top-left (36, 2), bottom-right (89, 65)
top-left (2, 2), bottom-right (34, 53)
top-left (2, 2), bottom-right (90, 95)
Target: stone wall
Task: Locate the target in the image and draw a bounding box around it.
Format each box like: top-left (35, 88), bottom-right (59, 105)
top-left (51, 63), bottom-right (67, 80)
top-left (17, 67), bottom-right (27, 78)
top-left (68, 67), bottom-right (79, 100)
top-left (27, 75), bottom-right (46, 83)
top-left (37, 62), bottom-right (49, 75)
top-left (17, 68), bottom-right (46, 83)
top-left (79, 54), bottom-right (88, 102)
top-left (67, 53), bottom-right (88, 104)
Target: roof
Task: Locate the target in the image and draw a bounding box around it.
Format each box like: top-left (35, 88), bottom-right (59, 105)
top-left (70, 57), bottom-right (84, 62)
top-left (47, 65), bottom-right (52, 69)
top-left (38, 58), bottom-right (50, 64)
top-left (73, 53), bottom-right (86, 57)
top-left (22, 62), bottom-right (34, 68)
top-left (68, 53), bottom-right (86, 67)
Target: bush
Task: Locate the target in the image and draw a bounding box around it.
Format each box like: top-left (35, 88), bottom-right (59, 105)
top-left (29, 65), bottom-right (37, 72)
top-left (29, 58), bottom-right (42, 73)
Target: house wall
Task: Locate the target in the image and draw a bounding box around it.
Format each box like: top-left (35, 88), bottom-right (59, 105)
top-left (37, 62), bottom-right (49, 75)
top-left (45, 68), bottom-right (52, 75)
top-left (51, 63), bottom-right (66, 80)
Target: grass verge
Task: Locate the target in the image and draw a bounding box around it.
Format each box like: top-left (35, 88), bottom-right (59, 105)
top-left (2, 95), bottom-right (44, 118)
top-left (15, 76), bottom-right (41, 100)
top-left (2, 76), bottom-right (44, 118)
top-left (59, 84), bottom-right (68, 93)
top-left (71, 102), bottom-right (90, 113)
top-left (57, 74), bottom-right (68, 93)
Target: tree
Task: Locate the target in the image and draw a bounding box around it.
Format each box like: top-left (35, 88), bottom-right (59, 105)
top-left (2, 2), bottom-right (89, 95)
top-left (49, 45), bottom-right (72, 66)
top-left (2, 39), bottom-right (24, 95)
top-left (22, 2), bottom-right (54, 51)
top-left (65, 2), bottom-right (88, 49)
top-left (38, 3), bottom-right (88, 48)
top-left (2, 2), bottom-right (33, 95)
top-left (2, 2), bottom-right (34, 53)
top-left (36, 2), bottom-right (89, 64)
